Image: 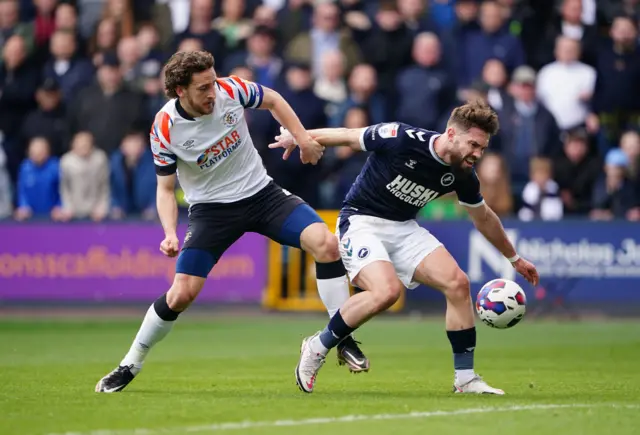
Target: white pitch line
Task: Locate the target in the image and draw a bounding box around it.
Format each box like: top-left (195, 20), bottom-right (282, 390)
top-left (46, 403), bottom-right (639, 435)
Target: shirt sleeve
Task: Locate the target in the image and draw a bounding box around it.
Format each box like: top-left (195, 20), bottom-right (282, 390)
top-left (216, 76), bottom-right (264, 109)
top-left (359, 122), bottom-right (408, 152)
top-left (150, 111), bottom-right (177, 176)
top-left (455, 169), bottom-right (485, 207)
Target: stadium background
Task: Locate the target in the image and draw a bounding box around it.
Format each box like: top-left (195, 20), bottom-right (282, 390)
top-left (1, 0), bottom-right (639, 316)
top-left (1, 2), bottom-right (640, 435)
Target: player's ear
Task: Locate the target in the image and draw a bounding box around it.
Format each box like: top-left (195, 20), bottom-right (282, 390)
top-left (176, 86), bottom-right (185, 98)
top-left (447, 126), bottom-right (455, 141)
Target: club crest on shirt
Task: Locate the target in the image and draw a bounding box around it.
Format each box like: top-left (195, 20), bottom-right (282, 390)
top-left (222, 110), bottom-right (240, 128)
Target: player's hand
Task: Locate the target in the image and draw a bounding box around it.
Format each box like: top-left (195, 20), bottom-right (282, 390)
top-left (160, 234), bottom-right (180, 258)
top-left (512, 257), bottom-right (539, 286)
top-left (269, 126), bottom-right (297, 160)
top-left (297, 135), bottom-right (324, 165)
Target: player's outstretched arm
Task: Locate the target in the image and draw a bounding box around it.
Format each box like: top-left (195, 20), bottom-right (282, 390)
top-left (269, 127), bottom-right (365, 157)
top-left (259, 87), bottom-right (324, 164)
top-left (156, 173), bottom-right (180, 257)
top-left (465, 203), bottom-right (539, 286)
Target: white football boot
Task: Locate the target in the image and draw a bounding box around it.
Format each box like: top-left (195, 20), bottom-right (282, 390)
top-left (453, 375), bottom-right (505, 395)
top-left (295, 332), bottom-right (326, 393)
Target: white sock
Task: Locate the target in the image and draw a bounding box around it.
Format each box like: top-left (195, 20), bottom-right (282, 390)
top-left (317, 275), bottom-right (350, 318)
top-left (120, 304), bottom-right (176, 374)
top-left (455, 369), bottom-right (476, 385)
top-left (309, 334), bottom-right (330, 356)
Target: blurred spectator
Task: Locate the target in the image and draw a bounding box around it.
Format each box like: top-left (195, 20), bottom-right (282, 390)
top-left (330, 63), bottom-right (386, 127)
top-left (536, 36), bottom-right (596, 131)
top-left (59, 131), bottom-right (109, 221)
top-left (136, 23), bottom-right (166, 91)
top-left (32, 0), bottom-right (57, 56)
top-left (212, 0), bottom-right (254, 54)
top-left (429, 0), bottom-right (456, 32)
top-left (0, 141), bottom-right (11, 219)
top-left (499, 66), bottom-right (560, 189)
top-left (589, 16), bottom-right (640, 152)
top-left (77, 0), bottom-right (106, 40)
top-left (68, 53), bottom-right (144, 153)
top-left (15, 137), bottom-right (62, 221)
top-left (54, 3), bottom-right (86, 56)
top-left (223, 25), bottom-right (282, 85)
top-left (90, 18), bottom-right (119, 68)
top-left (110, 131), bottom-right (156, 220)
top-left (43, 29), bottom-right (94, 103)
top-left (314, 49), bottom-right (347, 106)
top-left (552, 127), bottom-right (601, 215)
top-left (518, 156), bottom-right (563, 221)
top-left (482, 58), bottom-right (510, 111)
top-left (0, 34), bottom-right (39, 170)
top-left (619, 130), bottom-right (640, 182)
top-left (476, 152), bottom-right (513, 217)
top-left (174, 0), bottom-right (226, 62)
top-left (395, 32), bottom-right (455, 130)
top-left (157, 0), bottom-right (190, 35)
top-left (102, 0), bottom-right (134, 38)
top-left (457, 0), bottom-right (525, 90)
top-left (327, 106), bottom-right (369, 207)
top-left (19, 78), bottom-right (66, 156)
top-left (270, 63), bottom-right (326, 207)
top-left (591, 148), bottom-right (639, 220)
top-left (534, 0), bottom-right (599, 69)
top-left (351, 0), bottom-right (411, 96)
top-left (286, 2), bottom-right (361, 79)
top-left (398, 0), bottom-right (438, 35)
top-left (0, 0), bottom-right (34, 60)
top-left (117, 36), bottom-right (143, 89)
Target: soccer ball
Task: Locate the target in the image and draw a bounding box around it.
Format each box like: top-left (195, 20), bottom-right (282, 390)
top-left (476, 279), bottom-right (527, 329)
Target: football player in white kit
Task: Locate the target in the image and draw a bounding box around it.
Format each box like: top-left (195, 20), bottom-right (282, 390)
top-left (271, 100), bottom-right (540, 394)
top-left (95, 51), bottom-right (369, 393)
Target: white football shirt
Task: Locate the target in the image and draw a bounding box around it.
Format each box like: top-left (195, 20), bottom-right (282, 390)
top-left (150, 75), bottom-right (272, 204)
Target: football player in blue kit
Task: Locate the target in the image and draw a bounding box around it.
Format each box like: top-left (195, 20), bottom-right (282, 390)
top-left (270, 100), bottom-right (540, 394)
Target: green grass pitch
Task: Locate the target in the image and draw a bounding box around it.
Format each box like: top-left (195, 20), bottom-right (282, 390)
top-left (1, 315), bottom-right (639, 435)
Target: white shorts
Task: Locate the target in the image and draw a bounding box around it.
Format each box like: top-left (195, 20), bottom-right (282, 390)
top-left (336, 214), bottom-right (443, 289)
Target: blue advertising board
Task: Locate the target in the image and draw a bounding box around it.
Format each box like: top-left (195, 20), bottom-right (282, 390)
top-left (408, 220), bottom-right (640, 304)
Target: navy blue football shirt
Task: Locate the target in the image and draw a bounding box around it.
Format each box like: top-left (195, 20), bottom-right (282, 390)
top-left (342, 122), bottom-right (484, 222)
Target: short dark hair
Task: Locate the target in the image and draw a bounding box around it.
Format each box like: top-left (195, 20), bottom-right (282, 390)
top-left (448, 99), bottom-right (500, 137)
top-left (164, 51), bottom-right (215, 99)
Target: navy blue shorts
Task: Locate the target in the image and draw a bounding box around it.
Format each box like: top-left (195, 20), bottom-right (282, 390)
top-left (176, 182), bottom-right (324, 277)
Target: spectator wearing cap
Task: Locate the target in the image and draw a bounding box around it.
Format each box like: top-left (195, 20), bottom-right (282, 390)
top-left (498, 65), bottom-right (560, 192)
top-left (14, 136), bottom-right (62, 221)
top-left (552, 127), bottom-right (602, 215)
top-left (67, 53), bottom-right (144, 154)
top-left (588, 16), bottom-right (640, 153)
top-left (109, 131), bottom-right (156, 220)
top-left (395, 32), bottom-right (455, 130)
top-left (223, 25), bottom-right (283, 87)
top-left (591, 148), bottom-right (640, 220)
top-left (457, 0), bottom-right (525, 89)
top-left (536, 36), bottom-right (596, 132)
top-left (43, 29), bottom-right (94, 103)
top-left (19, 77), bottom-right (66, 156)
top-left (59, 131), bottom-right (109, 221)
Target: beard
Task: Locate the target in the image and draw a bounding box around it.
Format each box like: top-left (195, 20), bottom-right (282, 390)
top-left (188, 94), bottom-right (213, 116)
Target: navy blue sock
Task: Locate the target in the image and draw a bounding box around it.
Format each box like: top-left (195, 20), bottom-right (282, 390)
top-left (447, 327), bottom-right (476, 370)
top-left (319, 310), bottom-right (355, 349)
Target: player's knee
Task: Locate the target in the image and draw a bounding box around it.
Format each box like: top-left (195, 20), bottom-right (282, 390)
top-left (312, 230), bottom-right (340, 263)
top-left (372, 280), bottom-right (403, 311)
top-left (445, 270), bottom-right (471, 304)
top-left (167, 274), bottom-right (204, 311)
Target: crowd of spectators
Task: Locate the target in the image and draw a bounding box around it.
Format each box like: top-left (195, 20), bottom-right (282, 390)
top-left (0, 0), bottom-right (639, 222)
